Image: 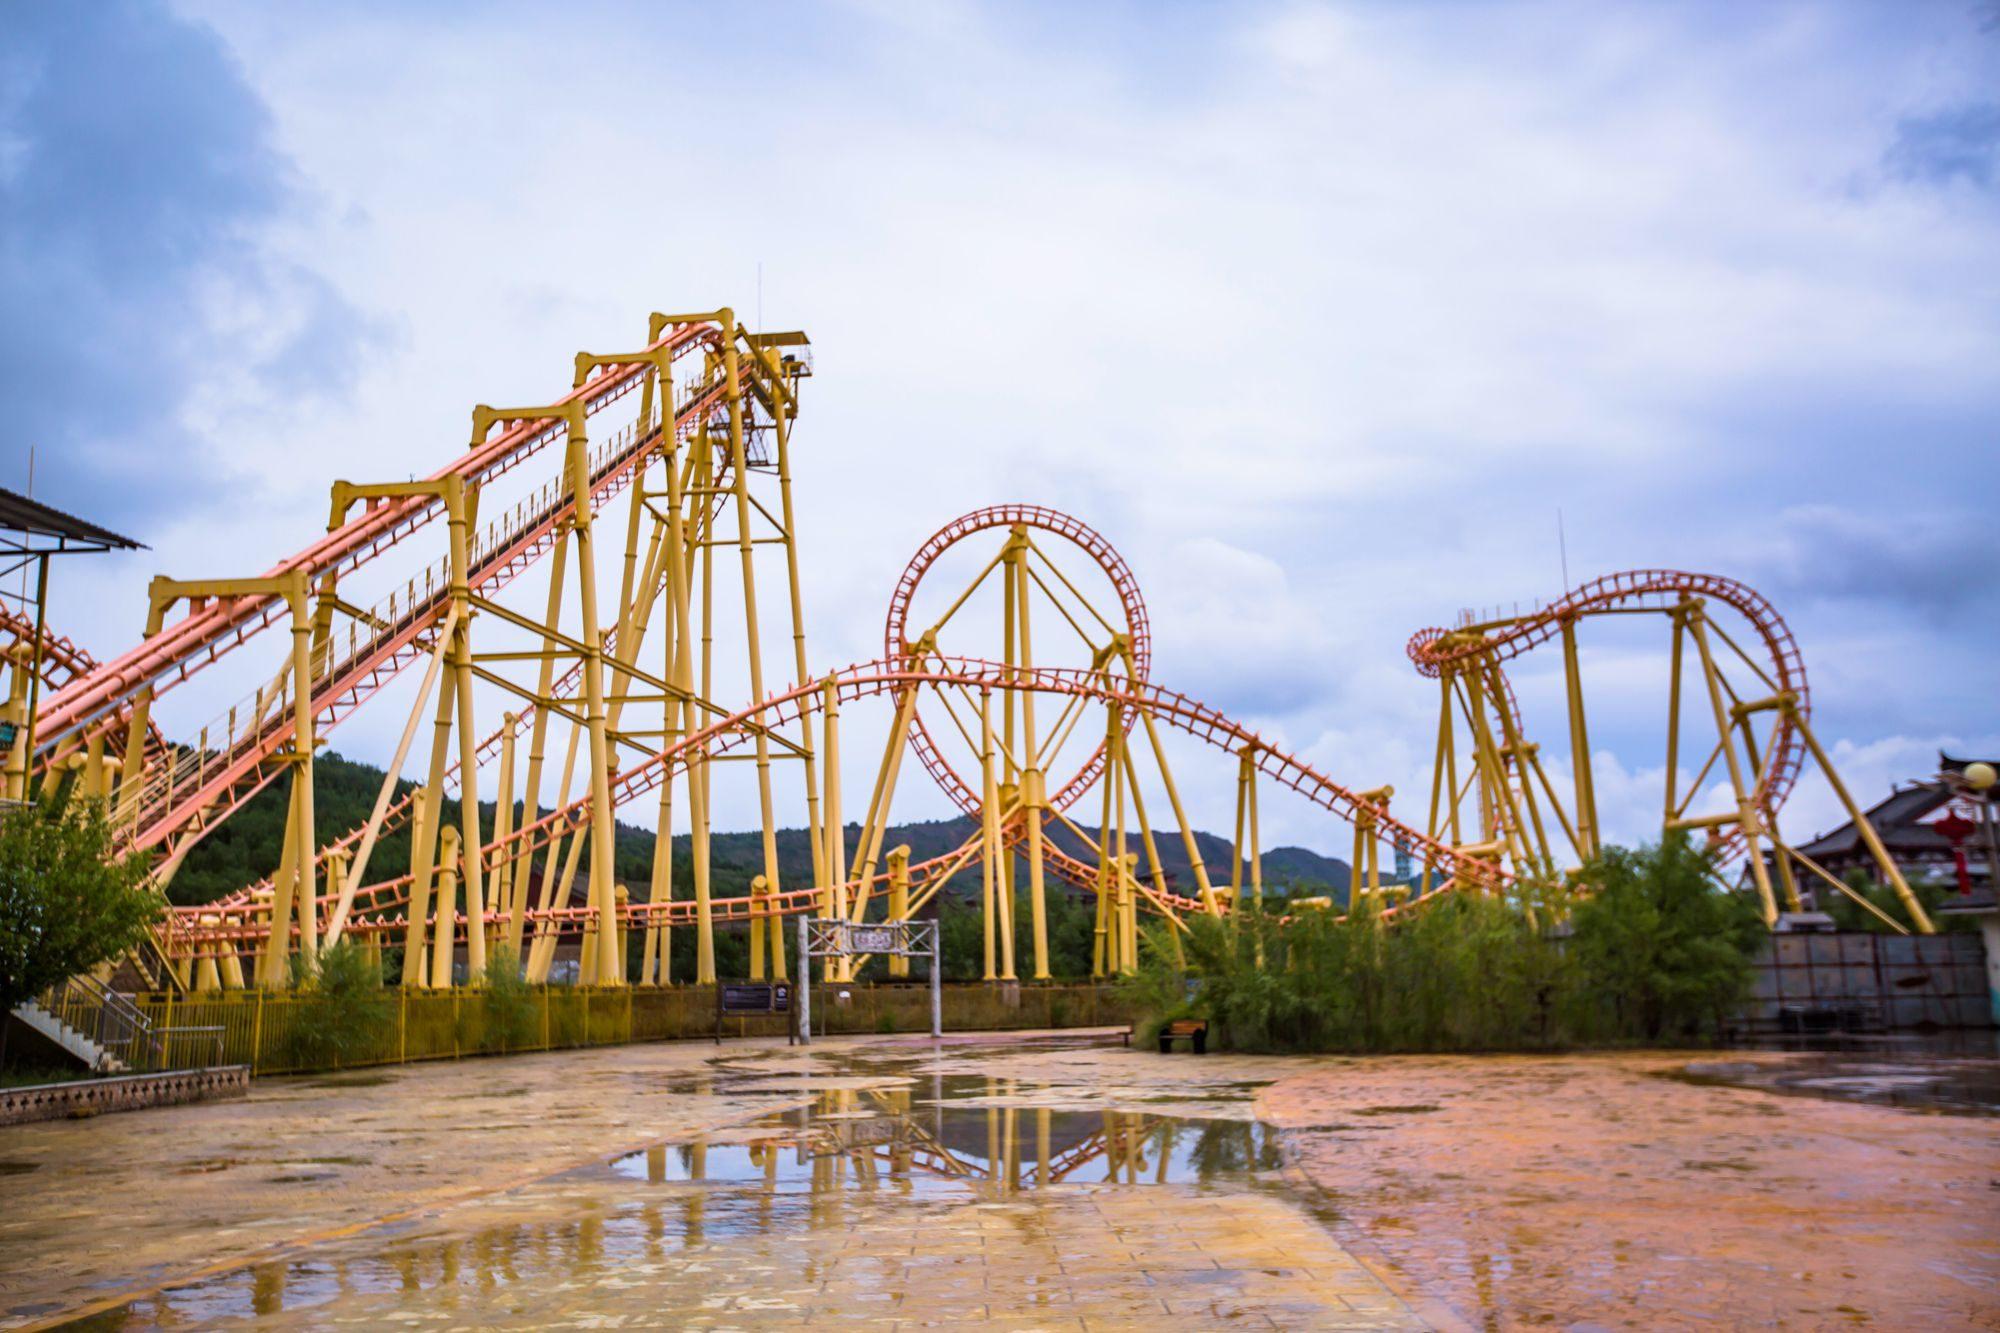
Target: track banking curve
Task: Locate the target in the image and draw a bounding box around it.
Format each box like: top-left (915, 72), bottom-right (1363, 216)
top-left (1405, 568), bottom-right (1810, 856)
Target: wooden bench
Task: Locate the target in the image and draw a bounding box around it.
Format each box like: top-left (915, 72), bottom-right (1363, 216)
top-left (1157, 1019), bottom-right (1208, 1054)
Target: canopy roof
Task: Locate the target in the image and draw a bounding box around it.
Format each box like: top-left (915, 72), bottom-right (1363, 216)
top-left (0, 488), bottom-right (144, 556)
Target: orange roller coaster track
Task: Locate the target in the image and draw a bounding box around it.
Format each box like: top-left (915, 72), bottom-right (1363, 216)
top-left (1407, 570), bottom-right (1931, 933)
top-left (163, 658), bottom-right (1499, 970)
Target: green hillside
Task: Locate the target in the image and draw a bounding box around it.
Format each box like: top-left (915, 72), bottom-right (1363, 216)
top-left (169, 751), bottom-right (1355, 908)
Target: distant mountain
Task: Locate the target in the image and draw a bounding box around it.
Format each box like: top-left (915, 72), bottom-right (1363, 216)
top-left (171, 752), bottom-right (1354, 907)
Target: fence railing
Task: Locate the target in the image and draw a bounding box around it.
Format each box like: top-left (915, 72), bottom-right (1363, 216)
top-left (41, 975), bottom-right (228, 1072)
top-left (115, 983), bottom-right (1131, 1076)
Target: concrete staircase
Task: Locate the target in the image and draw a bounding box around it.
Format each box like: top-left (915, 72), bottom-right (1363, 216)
top-left (9, 997), bottom-right (130, 1072)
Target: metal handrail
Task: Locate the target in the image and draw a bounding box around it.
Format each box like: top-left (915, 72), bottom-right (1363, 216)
top-left (44, 974), bottom-right (170, 1070)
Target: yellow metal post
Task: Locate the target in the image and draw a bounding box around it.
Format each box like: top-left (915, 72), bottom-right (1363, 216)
top-left (887, 847), bottom-right (910, 979)
top-left (1559, 616), bottom-right (1599, 860)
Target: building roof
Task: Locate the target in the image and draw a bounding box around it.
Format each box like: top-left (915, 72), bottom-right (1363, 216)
top-left (1941, 752), bottom-right (2000, 779)
top-left (0, 488), bottom-right (144, 555)
top-left (1937, 888), bottom-right (1997, 916)
top-left (1794, 782), bottom-right (1959, 860)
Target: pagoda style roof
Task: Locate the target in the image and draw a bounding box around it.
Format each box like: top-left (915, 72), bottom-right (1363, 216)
top-left (1794, 782), bottom-right (1959, 860)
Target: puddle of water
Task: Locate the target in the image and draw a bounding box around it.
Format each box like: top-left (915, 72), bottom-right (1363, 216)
top-left (1668, 1053), bottom-right (2000, 1116)
top-left (62, 1051), bottom-right (1289, 1328)
top-left (597, 1099), bottom-right (1279, 1193)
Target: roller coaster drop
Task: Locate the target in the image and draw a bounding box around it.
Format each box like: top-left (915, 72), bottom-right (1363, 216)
top-left (0, 307), bottom-right (1934, 995)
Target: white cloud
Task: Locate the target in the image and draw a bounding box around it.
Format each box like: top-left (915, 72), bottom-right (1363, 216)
top-left (37, 0), bottom-right (1997, 865)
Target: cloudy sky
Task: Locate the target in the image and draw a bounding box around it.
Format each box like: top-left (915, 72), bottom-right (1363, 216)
top-left (4, 0), bottom-right (1996, 858)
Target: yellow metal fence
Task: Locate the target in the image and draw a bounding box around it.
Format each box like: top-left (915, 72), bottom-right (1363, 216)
top-left (126, 983), bottom-right (1134, 1076)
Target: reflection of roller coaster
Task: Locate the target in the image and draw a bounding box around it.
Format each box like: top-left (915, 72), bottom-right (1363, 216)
top-left (0, 306), bottom-right (1932, 997)
top-left (632, 1084), bottom-right (1278, 1194)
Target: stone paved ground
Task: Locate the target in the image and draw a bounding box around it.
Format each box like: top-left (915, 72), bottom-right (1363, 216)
top-left (0, 1032), bottom-right (1421, 1330)
top-left (89, 1167), bottom-right (1420, 1329)
top-left (5, 1035), bottom-right (1993, 1329)
top-left (1259, 1050), bottom-right (2000, 1330)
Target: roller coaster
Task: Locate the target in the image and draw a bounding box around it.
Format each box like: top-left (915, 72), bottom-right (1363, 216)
top-left (0, 306), bottom-right (1934, 997)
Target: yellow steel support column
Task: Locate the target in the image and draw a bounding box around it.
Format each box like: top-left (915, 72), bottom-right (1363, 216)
top-left (822, 677), bottom-right (846, 984)
top-left (444, 481), bottom-right (485, 982)
top-left (768, 349), bottom-right (826, 892)
top-left (430, 826), bottom-right (462, 988)
top-left (750, 872), bottom-right (768, 981)
top-left (260, 780), bottom-right (301, 985)
top-left (719, 313), bottom-right (785, 940)
top-left (1422, 677), bottom-right (1453, 894)
top-left (612, 883), bottom-right (628, 983)
top-left (1007, 533), bottom-right (1050, 980)
top-left (1, 645), bottom-right (30, 803)
top-left (1685, 603), bottom-right (1779, 927)
top-left (887, 847), bottom-right (910, 979)
top-left (982, 685), bottom-right (1002, 983)
top-left (1789, 704), bottom-right (1935, 933)
top-left (510, 536), bottom-right (568, 958)
top-left (490, 713), bottom-right (518, 964)
top-left (1129, 679), bottom-right (1220, 913)
top-left (1664, 601), bottom-right (1687, 826)
top-left (472, 402), bottom-right (619, 988)
top-left (671, 422), bottom-right (713, 985)
top-left (115, 596), bottom-right (170, 818)
top-left (402, 785), bottom-right (431, 985)
top-left (325, 607), bottom-right (455, 946)
top-left (285, 575), bottom-right (319, 968)
top-left (402, 661), bottom-right (458, 986)
top-left (1559, 616), bottom-right (1599, 861)
top-left (1093, 698), bottom-right (1120, 979)
top-left (1482, 660), bottom-right (1556, 879)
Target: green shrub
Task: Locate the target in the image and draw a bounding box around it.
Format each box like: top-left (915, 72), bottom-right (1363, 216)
top-left (1568, 832), bottom-right (1763, 1042)
top-left (279, 939), bottom-right (392, 1070)
top-left (1124, 834), bottom-right (1762, 1054)
top-left (479, 947), bottom-right (538, 1051)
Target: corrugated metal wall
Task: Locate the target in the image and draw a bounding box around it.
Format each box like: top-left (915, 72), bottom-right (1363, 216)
top-left (1745, 932), bottom-right (1989, 1032)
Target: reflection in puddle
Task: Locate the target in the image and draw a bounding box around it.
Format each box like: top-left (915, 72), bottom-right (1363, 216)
top-left (604, 1095), bottom-right (1279, 1192)
top-left (69, 1064), bottom-right (1284, 1328)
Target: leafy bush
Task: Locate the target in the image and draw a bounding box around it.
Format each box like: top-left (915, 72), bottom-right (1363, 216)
top-left (1124, 834), bottom-right (1763, 1053)
top-left (479, 946), bottom-right (539, 1051)
top-left (279, 939), bottom-right (392, 1069)
top-left (1568, 833), bottom-right (1763, 1042)
top-left (0, 792), bottom-right (161, 1013)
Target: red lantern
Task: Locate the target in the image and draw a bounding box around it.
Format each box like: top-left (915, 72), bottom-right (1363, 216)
top-left (1935, 809), bottom-right (1978, 895)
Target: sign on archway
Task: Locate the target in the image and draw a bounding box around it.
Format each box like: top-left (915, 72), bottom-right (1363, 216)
top-left (797, 918), bottom-right (941, 1043)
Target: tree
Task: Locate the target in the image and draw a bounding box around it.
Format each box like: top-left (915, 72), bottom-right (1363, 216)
top-left (0, 793), bottom-right (162, 1013)
top-left (1570, 832), bottom-right (1764, 1042)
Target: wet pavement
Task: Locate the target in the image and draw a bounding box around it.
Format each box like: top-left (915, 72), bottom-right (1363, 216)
top-left (1673, 1050), bottom-right (2000, 1116)
top-left (1262, 1048), bottom-right (2000, 1330)
top-left (2, 1034), bottom-right (1421, 1330)
top-left (4, 1032), bottom-right (1996, 1329)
